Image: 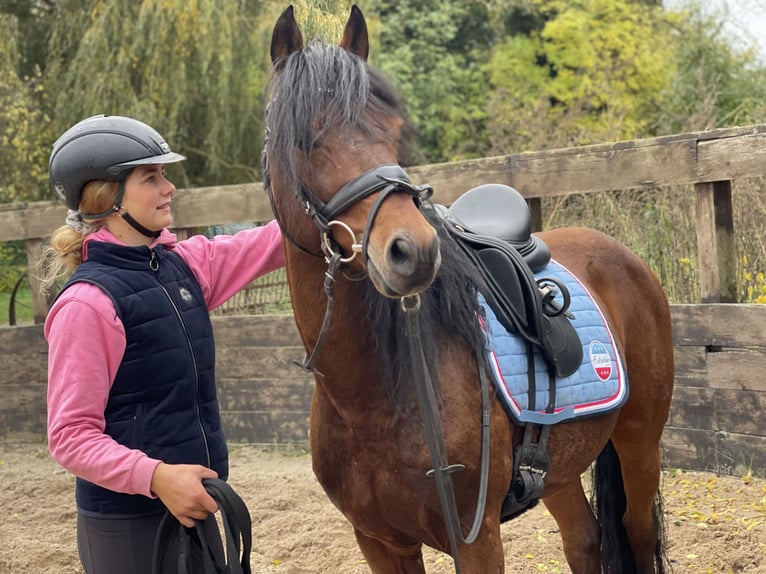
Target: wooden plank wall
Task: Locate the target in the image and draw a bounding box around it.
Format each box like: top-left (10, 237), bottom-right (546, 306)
top-left (665, 304), bottom-right (766, 476)
top-left (3, 305), bottom-right (765, 477)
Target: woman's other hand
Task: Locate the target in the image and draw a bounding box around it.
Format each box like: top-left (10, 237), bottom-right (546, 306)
top-left (150, 463), bottom-right (219, 527)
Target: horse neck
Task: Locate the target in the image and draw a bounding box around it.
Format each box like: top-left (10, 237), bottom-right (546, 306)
top-left (284, 244), bottom-right (390, 405)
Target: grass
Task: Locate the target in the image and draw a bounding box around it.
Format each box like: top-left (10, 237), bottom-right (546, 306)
top-left (0, 286), bottom-right (34, 326)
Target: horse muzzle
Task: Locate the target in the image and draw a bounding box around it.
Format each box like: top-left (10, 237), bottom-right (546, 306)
top-left (366, 227), bottom-right (442, 297)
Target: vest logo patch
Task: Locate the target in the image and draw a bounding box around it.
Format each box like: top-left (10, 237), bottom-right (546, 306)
top-left (178, 287), bottom-right (193, 302)
top-left (589, 340), bottom-right (612, 381)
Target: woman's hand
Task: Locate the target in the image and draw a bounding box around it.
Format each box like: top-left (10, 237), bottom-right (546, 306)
top-left (150, 463), bottom-right (219, 527)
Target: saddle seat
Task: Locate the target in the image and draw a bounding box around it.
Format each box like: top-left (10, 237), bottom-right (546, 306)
top-left (447, 183), bottom-right (551, 272)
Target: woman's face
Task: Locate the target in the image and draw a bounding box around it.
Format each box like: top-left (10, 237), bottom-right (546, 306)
top-left (121, 164), bottom-right (176, 232)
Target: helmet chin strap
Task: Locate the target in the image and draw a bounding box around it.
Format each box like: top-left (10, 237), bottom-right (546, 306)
top-left (81, 179), bottom-right (161, 239)
top-left (121, 211), bottom-right (162, 239)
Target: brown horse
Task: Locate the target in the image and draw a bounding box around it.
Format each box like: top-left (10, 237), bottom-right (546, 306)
top-left (263, 5), bottom-right (674, 573)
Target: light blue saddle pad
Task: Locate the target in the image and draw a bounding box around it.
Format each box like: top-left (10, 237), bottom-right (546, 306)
top-left (480, 259), bottom-right (628, 425)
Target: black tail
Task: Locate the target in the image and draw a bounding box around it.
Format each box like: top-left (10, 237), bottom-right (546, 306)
top-left (590, 440), bottom-right (671, 574)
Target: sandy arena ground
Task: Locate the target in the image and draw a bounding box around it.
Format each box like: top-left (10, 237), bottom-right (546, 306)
top-left (1, 442), bottom-right (764, 573)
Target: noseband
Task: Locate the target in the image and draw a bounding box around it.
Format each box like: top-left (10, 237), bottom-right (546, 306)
top-left (299, 163), bottom-right (433, 264)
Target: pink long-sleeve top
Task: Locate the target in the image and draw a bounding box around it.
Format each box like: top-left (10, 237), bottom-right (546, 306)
top-left (46, 220), bottom-right (285, 501)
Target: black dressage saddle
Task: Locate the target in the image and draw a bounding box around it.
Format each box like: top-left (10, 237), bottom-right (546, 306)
top-left (435, 183), bottom-right (582, 379)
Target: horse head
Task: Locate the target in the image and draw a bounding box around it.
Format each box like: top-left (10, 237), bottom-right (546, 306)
top-left (265, 5), bottom-right (441, 298)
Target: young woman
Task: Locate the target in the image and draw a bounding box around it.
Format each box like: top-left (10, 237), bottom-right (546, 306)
top-left (41, 115), bottom-right (285, 573)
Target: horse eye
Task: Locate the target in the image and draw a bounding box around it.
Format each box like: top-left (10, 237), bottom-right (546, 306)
top-left (298, 137), bottom-right (322, 152)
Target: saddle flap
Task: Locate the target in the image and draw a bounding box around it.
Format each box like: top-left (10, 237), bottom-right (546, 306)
top-left (477, 247), bottom-right (530, 329)
top-left (473, 240), bottom-right (582, 378)
top-left (540, 314), bottom-right (583, 377)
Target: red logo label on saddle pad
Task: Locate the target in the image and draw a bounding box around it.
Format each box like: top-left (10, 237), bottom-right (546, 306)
top-left (589, 340), bottom-right (612, 381)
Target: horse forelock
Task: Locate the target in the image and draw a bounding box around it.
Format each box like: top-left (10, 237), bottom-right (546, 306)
top-left (264, 40), bottom-right (407, 196)
top-left (363, 210), bottom-right (492, 410)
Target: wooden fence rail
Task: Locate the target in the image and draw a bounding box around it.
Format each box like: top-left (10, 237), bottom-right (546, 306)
top-left (1, 124), bottom-right (765, 476)
top-left (3, 123), bottom-right (766, 321)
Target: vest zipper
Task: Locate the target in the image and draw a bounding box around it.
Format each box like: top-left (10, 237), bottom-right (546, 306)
top-left (149, 249), bottom-right (212, 468)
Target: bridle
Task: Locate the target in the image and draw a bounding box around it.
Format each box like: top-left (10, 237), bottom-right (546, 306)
top-left (266, 160), bottom-right (491, 574)
top-left (265, 162), bottom-right (433, 373)
top-left (268, 163), bottom-right (434, 265)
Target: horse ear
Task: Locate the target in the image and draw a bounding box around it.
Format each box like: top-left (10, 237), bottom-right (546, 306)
top-left (270, 5), bottom-right (304, 65)
top-left (339, 4), bottom-right (369, 62)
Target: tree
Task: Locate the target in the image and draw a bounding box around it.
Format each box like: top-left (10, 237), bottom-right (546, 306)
top-left (367, 0), bottom-right (492, 163)
top-left (485, 0), bottom-right (677, 153)
top-left (0, 13), bottom-right (54, 203)
top-left (287, 0), bottom-right (357, 40)
top-left (653, 0), bottom-right (766, 133)
top-left (44, 0), bottom-right (271, 188)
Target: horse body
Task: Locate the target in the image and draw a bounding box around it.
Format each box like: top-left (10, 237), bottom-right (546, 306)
top-left (265, 6), bottom-right (674, 573)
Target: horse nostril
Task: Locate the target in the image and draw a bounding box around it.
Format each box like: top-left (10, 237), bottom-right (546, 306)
top-left (388, 237), bottom-right (416, 274)
top-left (385, 233), bottom-right (440, 279)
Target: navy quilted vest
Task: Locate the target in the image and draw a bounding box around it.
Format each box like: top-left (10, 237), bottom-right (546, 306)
top-left (60, 241), bottom-right (227, 517)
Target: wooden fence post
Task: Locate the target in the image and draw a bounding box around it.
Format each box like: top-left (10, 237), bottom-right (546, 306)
top-left (694, 180), bottom-right (736, 303)
top-left (527, 198), bottom-right (543, 232)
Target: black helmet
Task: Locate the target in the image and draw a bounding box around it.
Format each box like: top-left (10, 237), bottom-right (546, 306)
top-left (49, 115), bottom-right (185, 210)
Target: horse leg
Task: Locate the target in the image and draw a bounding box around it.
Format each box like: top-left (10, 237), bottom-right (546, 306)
top-left (611, 427), bottom-right (667, 574)
top-left (610, 351), bottom-right (673, 573)
top-left (353, 521), bottom-right (506, 574)
top-left (352, 529), bottom-right (427, 574)
top-left (453, 519), bottom-right (506, 574)
top-left (542, 480), bottom-right (601, 574)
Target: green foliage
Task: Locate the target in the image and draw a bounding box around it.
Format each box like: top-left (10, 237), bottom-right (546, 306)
top-left (45, 0), bottom-right (271, 188)
top-left (652, 1), bottom-right (766, 133)
top-left (0, 240), bottom-right (27, 292)
top-left (735, 178), bottom-right (766, 304)
top-left (2, 0), bottom-right (764, 198)
top-left (0, 14), bottom-right (54, 203)
top-left (290, 0), bottom-right (356, 40)
top-left (486, 0), bottom-right (677, 152)
top-left (0, 285), bottom-right (34, 325)
top-left (742, 265), bottom-right (766, 304)
top-left (367, 0), bottom-right (491, 163)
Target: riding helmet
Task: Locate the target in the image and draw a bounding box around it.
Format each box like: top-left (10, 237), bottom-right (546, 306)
top-left (49, 115), bottom-right (186, 210)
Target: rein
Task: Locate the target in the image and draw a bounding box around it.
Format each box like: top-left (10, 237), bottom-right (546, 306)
top-left (402, 295), bottom-right (491, 574)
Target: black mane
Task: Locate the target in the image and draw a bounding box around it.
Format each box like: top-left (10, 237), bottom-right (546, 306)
top-left (362, 209), bottom-right (492, 407)
top-left (263, 40), bottom-right (412, 197)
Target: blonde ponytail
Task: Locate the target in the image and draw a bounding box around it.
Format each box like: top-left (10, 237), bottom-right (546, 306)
top-left (37, 180), bottom-right (119, 295)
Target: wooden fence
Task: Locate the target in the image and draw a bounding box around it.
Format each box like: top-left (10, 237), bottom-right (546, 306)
top-left (1, 124), bottom-right (765, 476)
